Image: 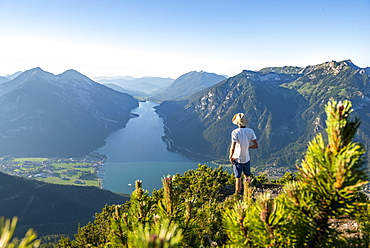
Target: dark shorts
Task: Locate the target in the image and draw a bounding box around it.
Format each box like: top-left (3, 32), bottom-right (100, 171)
top-left (232, 161), bottom-right (251, 178)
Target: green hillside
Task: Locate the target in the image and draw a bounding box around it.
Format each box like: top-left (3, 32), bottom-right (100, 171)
top-left (0, 171), bottom-right (129, 238)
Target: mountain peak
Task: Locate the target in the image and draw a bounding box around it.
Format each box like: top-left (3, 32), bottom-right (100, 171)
top-left (150, 70), bottom-right (226, 101)
top-left (59, 69), bottom-right (86, 78)
top-left (58, 70), bottom-right (95, 86)
top-left (310, 60), bottom-right (360, 75)
top-left (342, 59), bottom-right (360, 70)
top-left (5, 71), bottom-right (23, 80)
top-left (25, 67), bottom-right (47, 74)
top-left (12, 67), bottom-right (55, 82)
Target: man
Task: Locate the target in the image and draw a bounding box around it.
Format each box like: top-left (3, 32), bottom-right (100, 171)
top-left (229, 113), bottom-right (258, 194)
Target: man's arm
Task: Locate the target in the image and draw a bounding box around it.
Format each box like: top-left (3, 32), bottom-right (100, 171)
top-left (249, 139), bottom-right (258, 149)
top-left (229, 141), bottom-right (236, 163)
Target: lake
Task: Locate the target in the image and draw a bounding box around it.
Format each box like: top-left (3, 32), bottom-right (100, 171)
top-left (97, 101), bottom-right (206, 194)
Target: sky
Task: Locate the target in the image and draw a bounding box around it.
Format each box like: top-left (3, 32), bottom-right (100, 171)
top-left (0, 0), bottom-right (369, 79)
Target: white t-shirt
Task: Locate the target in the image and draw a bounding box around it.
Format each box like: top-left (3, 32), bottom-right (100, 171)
top-left (231, 127), bottom-right (257, 163)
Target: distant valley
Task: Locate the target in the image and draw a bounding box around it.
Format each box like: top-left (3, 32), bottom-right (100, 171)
top-left (93, 70), bottom-right (227, 101)
top-left (93, 75), bottom-right (175, 97)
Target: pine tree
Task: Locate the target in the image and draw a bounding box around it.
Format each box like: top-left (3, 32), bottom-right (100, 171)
top-left (289, 100), bottom-right (368, 247)
top-left (222, 100), bottom-right (369, 247)
top-left (0, 217), bottom-right (40, 248)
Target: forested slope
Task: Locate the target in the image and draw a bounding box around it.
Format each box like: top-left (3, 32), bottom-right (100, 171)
top-left (0, 172), bottom-right (129, 237)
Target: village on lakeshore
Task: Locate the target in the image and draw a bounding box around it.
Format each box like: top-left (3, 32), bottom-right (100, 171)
top-left (0, 152), bottom-right (106, 187)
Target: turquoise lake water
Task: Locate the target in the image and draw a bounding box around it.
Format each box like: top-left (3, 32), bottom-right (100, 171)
top-left (97, 101), bottom-right (205, 194)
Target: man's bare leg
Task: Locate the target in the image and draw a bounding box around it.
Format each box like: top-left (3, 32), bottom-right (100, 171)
top-left (235, 177), bottom-right (242, 194)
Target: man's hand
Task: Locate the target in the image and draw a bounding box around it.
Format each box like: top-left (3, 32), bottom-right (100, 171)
top-left (249, 139), bottom-right (258, 149)
top-left (229, 141), bottom-right (236, 164)
top-left (229, 157), bottom-right (235, 164)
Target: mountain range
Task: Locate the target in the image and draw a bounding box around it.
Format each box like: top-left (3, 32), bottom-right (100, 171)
top-left (155, 60), bottom-right (370, 169)
top-left (0, 68), bottom-right (138, 157)
top-left (2, 61), bottom-right (369, 167)
top-left (93, 75), bottom-right (174, 97)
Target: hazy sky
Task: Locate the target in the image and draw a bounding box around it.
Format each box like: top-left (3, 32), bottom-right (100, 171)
top-left (0, 0), bottom-right (369, 79)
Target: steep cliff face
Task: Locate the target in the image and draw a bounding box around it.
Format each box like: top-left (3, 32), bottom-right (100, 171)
top-left (0, 68), bottom-right (139, 157)
top-left (156, 60), bottom-right (370, 167)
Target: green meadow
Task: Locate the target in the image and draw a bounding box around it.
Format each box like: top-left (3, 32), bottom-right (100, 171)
top-left (0, 156), bottom-right (102, 188)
